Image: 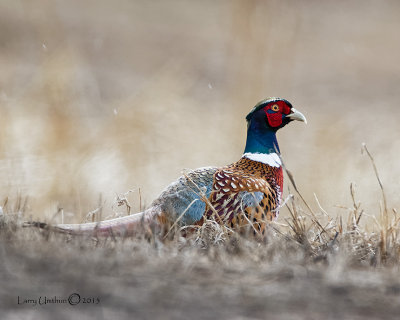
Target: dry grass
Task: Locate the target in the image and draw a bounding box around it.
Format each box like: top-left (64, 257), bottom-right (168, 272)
top-left (1, 146), bottom-right (400, 319)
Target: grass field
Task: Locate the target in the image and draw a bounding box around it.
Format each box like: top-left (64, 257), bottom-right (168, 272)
top-left (1, 0), bottom-right (400, 319)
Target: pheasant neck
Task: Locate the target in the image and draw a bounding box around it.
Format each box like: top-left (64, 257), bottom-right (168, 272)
top-left (244, 123), bottom-right (280, 155)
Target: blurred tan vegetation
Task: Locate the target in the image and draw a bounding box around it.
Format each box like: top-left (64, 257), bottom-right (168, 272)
top-left (1, 0), bottom-right (400, 223)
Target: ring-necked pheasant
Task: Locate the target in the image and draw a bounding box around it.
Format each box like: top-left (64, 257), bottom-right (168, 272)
top-left (34, 98), bottom-right (306, 237)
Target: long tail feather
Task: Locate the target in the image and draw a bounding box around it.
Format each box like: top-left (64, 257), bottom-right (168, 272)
top-left (25, 206), bottom-right (163, 237)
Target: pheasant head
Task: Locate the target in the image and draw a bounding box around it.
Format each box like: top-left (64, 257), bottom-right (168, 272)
top-left (244, 98), bottom-right (307, 155)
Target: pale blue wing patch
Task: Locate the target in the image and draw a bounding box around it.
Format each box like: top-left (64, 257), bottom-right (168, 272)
top-left (151, 167), bottom-right (217, 225)
top-left (239, 191), bottom-right (264, 210)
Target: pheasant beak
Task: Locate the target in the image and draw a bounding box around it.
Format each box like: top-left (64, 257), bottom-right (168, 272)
top-left (287, 108), bottom-right (307, 124)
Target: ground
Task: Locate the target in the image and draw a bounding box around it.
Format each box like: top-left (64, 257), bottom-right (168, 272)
top-left (1, 198), bottom-right (400, 320)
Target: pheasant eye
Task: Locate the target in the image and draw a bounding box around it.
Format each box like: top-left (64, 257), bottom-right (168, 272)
top-left (271, 104), bottom-right (279, 112)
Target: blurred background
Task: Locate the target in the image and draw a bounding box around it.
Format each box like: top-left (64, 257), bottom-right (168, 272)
top-left (1, 0), bottom-right (399, 223)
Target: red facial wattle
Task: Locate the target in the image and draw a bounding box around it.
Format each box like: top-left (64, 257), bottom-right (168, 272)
top-left (263, 101), bottom-right (292, 128)
top-left (266, 112), bottom-right (283, 127)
